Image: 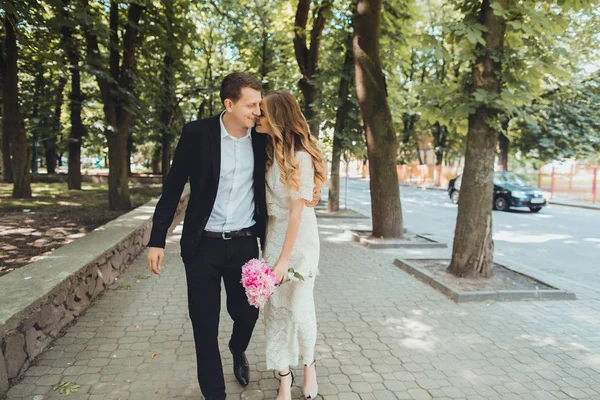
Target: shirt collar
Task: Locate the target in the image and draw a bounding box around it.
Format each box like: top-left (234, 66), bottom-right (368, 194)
top-left (220, 111), bottom-right (252, 140)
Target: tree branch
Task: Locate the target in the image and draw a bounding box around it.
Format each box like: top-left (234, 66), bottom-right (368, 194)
top-left (109, 1), bottom-right (119, 83)
top-left (118, 2), bottom-right (144, 91)
top-left (80, 0), bottom-right (111, 107)
top-left (307, 0), bottom-right (332, 76)
top-left (208, 0), bottom-right (241, 27)
top-left (294, 0), bottom-right (310, 76)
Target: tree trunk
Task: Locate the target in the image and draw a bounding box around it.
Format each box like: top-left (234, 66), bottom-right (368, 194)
top-left (328, 140), bottom-right (341, 212)
top-left (58, 0), bottom-right (85, 188)
top-left (1, 122), bottom-right (13, 183)
top-left (293, 0), bottom-right (332, 138)
top-left (432, 122), bottom-right (448, 166)
top-left (82, 0), bottom-right (143, 210)
top-left (198, 99), bottom-right (206, 120)
top-left (260, 29), bottom-right (270, 91)
top-left (0, 37), bottom-right (14, 183)
top-left (328, 33), bottom-right (353, 213)
top-left (415, 139), bottom-right (424, 165)
top-left (107, 128), bottom-right (131, 210)
top-left (161, 136), bottom-right (171, 185)
top-left (30, 73), bottom-right (44, 175)
top-left (254, 0), bottom-right (272, 91)
top-left (448, 0), bottom-right (509, 278)
top-left (353, 0), bottom-right (403, 238)
top-left (45, 75), bottom-right (67, 175)
top-left (127, 133), bottom-right (133, 176)
top-left (498, 131), bottom-right (509, 172)
top-left (4, 12), bottom-right (32, 197)
top-left (67, 49), bottom-right (84, 189)
top-left (400, 112), bottom-right (418, 162)
top-left (160, 0), bottom-right (175, 188)
top-left (151, 145), bottom-right (161, 174)
top-left (298, 80), bottom-right (320, 138)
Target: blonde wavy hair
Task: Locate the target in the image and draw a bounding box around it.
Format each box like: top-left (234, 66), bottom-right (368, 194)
top-left (263, 90), bottom-right (327, 193)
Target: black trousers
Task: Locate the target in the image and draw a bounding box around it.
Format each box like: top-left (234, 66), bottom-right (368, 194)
top-left (183, 235), bottom-right (260, 400)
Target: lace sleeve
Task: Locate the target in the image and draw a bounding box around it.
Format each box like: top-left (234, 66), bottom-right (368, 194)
top-left (290, 151), bottom-right (314, 202)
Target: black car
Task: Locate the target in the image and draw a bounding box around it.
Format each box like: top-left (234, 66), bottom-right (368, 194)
top-left (448, 172), bottom-right (548, 213)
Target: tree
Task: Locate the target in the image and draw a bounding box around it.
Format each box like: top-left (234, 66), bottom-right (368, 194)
top-left (44, 74), bottom-right (67, 174)
top-left (157, 0), bottom-right (176, 184)
top-left (3, 6), bottom-right (32, 197)
top-left (81, 0), bottom-right (145, 210)
top-left (327, 32), bottom-right (354, 212)
top-left (446, 0), bottom-right (598, 277)
top-left (448, 0), bottom-right (509, 277)
top-left (143, 0), bottom-right (194, 186)
top-left (0, 28), bottom-right (14, 183)
top-left (57, 0), bottom-right (86, 189)
top-left (353, 0), bottom-right (404, 238)
top-left (294, 0), bottom-right (333, 138)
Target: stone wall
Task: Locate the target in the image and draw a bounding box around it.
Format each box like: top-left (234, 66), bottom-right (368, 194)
top-left (0, 188), bottom-right (189, 397)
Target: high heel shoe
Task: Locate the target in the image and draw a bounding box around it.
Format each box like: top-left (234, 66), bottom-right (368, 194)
top-left (277, 369), bottom-right (294, 400)
top-left (303, 360), bottom-right (318, 399)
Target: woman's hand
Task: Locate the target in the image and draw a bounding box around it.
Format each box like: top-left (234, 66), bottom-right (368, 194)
top-left (272, 258), bottom-right (290, 284)
top-left (304, 187), bottom-right (320, 208)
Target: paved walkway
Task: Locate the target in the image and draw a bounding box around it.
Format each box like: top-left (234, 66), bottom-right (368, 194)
top-left (5, 216), bottom-right (600, 399)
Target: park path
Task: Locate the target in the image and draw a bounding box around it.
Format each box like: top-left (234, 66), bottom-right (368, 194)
top-left (5, 216), bottom-right (600, 399)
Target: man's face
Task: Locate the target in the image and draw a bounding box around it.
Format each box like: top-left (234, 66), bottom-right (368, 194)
top-left (225, 87), bottom-right (262, 129)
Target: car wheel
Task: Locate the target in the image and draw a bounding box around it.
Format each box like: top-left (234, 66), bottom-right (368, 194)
top-left (450, 190), bottom-right (459, 204)
top-left (494, 196), bottom-right (509, 211)
top-left (529, 206), bottom-right (542, 213)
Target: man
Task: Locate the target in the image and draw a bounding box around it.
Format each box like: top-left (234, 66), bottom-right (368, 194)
top-left (146, 72), bottom-right (318, 400)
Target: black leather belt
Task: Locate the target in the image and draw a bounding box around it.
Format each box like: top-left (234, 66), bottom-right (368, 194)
top-left (203, 228), bottom-right (255, 240)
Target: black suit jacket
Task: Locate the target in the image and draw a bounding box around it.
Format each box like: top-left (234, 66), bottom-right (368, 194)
top-left (147, 114), bottom-right (267, 264)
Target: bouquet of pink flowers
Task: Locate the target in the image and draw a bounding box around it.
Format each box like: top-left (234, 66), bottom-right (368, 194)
top-left (240, 258), bottom-right (304, 308)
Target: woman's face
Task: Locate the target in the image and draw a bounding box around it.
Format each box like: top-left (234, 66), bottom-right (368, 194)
top-left (254, 101), bottom-right (272, 135)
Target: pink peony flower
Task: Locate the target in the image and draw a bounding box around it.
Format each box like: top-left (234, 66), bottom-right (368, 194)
top-left (240, 258), bottom-right (280, 308)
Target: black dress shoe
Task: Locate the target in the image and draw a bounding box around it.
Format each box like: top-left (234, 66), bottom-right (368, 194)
top-left (229, 343), bottom-right (250, 386)
top-left (204, 395), bottom-right (226, 400)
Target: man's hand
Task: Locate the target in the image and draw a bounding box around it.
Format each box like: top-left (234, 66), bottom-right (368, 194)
top-left (147, 247), bottom-right (165, 275)
top-left (304, 187), bottom-right (321, 208)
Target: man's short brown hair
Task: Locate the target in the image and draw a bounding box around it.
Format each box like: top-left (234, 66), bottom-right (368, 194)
top-left (220, 72), bottom-right (263, 104)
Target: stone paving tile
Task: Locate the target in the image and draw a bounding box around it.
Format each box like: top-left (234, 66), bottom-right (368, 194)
top-left (6, 217), bottom-right (600, 399)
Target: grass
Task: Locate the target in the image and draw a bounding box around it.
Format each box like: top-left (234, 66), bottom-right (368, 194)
top-left (0, 182), bottom-right (163, 211)
top-left (0, 181), bottom-right (164, 275)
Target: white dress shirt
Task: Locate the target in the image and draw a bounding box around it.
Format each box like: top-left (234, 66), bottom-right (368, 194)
top-left (205, 112), bottom-right (256, 232)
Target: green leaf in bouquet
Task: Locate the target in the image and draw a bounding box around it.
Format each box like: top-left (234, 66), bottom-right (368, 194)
top-left (293, 271), bottom-right (305, 281)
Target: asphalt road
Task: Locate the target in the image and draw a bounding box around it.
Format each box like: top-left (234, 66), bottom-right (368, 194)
top-left (325, 177), bottom-right (600, 295)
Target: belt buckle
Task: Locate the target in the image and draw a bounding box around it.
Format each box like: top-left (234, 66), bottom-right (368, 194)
top-left (222, 231), bottom-right (232, 240)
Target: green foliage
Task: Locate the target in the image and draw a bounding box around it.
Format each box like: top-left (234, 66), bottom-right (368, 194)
top-left (5, 0), bottom-right (600, 176)
top-left (513, 75), bottom-right (600, 162)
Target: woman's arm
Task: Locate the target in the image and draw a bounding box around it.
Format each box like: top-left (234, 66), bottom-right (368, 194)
top-left (272, 199), bottom-right (305, 282)
top-left (271, 151), bottom-right (314, 282)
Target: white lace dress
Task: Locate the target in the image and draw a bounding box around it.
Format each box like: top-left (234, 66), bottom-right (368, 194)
top-left (264, 151), bottom-right (320, 371)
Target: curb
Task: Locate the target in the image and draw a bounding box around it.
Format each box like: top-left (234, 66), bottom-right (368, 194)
top-left (549, 201), bottom-right (600, 211)
top-left (346, 230), bottom-right (447, 249)
top-left (393, 258), bottom-right (577, 303)
top-left (400, 184), bottom-right (447, 192)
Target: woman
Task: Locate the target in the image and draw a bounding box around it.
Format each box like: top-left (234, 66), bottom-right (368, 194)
top-left (254, 90), bottom-right (326, 400)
